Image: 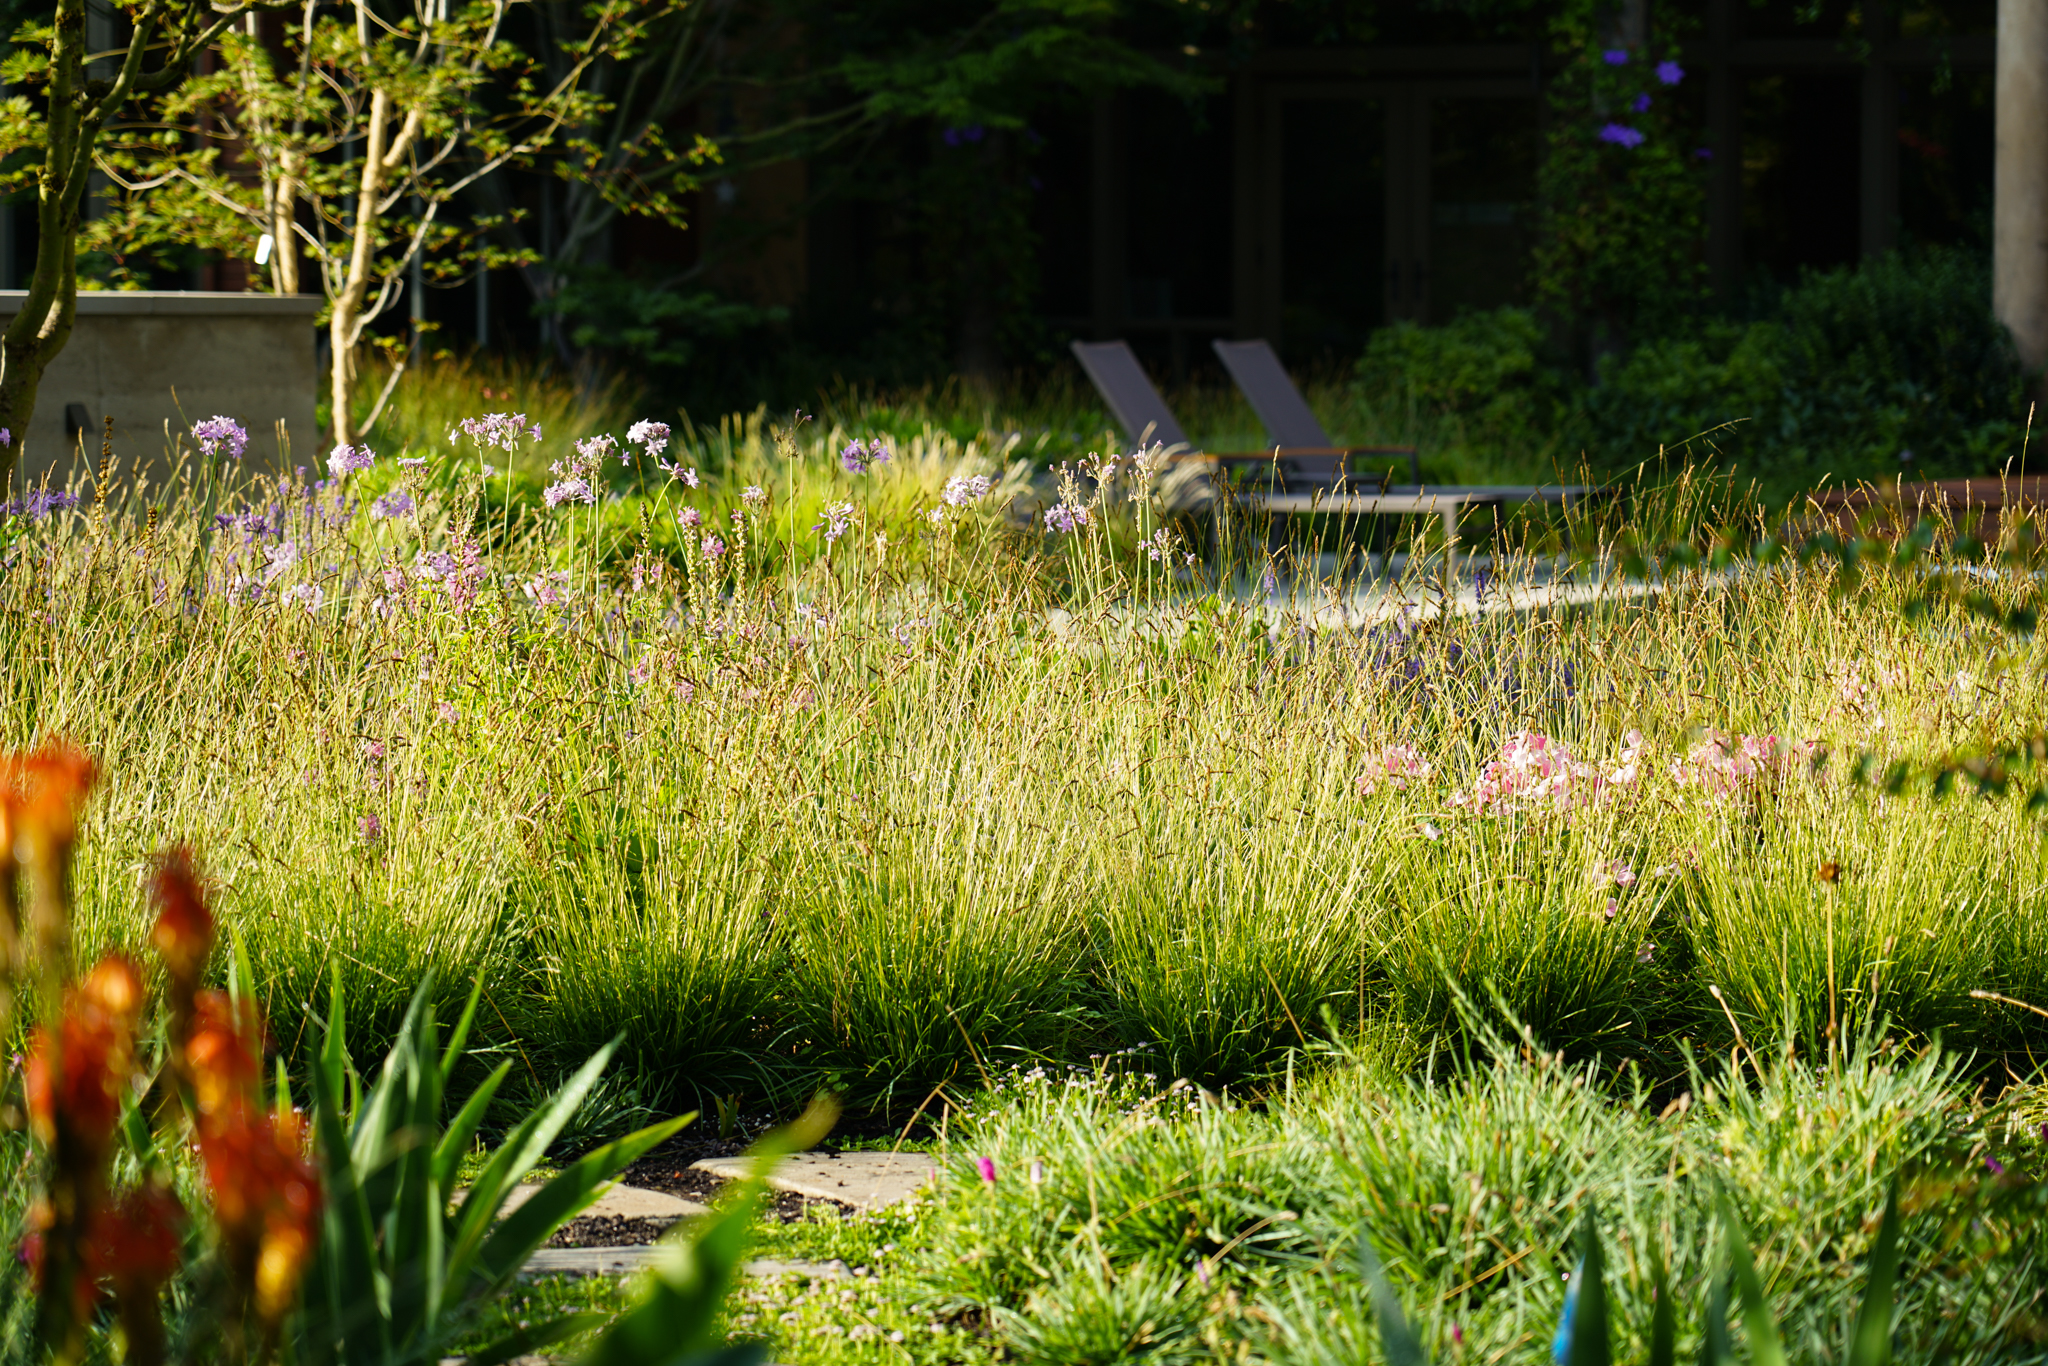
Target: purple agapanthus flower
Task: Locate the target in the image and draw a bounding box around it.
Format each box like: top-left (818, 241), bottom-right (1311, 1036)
top-left (627, 419), bottom-right (671, 459)
top-left (327, 443), bottom-right (375, 479)
top-left (1, 489), bottom-right (79, 520)
top-left (813, 500), bottom-right (855, 542)
top-left (456, 412), bottom-right (541, 452)
top-left (1656, 60), bottom-right (1685, 85)
top-left (1598, 123), bottom-right (1646, 148)
top-left (1044, 501), bottom-right (1092, 533)
top-left (1632, 93), bottom-right (1652, 112)
top-left (543, 477), bottom-right (595, 508)
top-left (840, 438), bottom-right (892, 475)
top-left (193, 415), bottom-right (249, 461)
top-left (942, 474), bottom-right (995, 506)
top-left (1602, 48), bottom-right (1629, 64)
top-left (371, 491), bottom-right (415, 519)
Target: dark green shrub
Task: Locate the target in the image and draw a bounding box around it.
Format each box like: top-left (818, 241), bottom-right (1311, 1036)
top-left (1589, 249), bottom-right (2028, 500)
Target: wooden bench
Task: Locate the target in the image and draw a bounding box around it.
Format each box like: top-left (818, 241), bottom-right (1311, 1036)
top-left (1808, 476), bottom-right (2048, 546)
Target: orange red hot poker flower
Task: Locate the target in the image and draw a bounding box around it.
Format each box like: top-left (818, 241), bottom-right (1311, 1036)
top-left (23, 956), bottom-right (145, 1158)
top-left (184, 990), bottom-right (321, 1324)
top-left (148, 847), bottom-right (213, 990)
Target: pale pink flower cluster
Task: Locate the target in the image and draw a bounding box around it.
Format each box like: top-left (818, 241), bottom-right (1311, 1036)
top-left (1669, 731), bottom-right (1821, 796)
top-left (1456, 730), bottom-right (1603, 812)
top-left (1355, 745), bottom-right (1433, 796)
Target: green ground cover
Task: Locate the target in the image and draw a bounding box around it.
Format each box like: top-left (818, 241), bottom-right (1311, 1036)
top-left (4, 376), bottom-right (2047, 1360)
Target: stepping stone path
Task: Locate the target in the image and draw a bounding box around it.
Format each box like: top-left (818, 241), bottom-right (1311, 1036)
top-left (516, 1152), bottom-right (938, 1280)
top-left (687, 1151), bottom-right (937, 1214)
top-left (501, 1182), bottom-right (707, 1223)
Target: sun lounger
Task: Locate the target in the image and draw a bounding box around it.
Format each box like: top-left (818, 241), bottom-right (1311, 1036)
top-left (1068, 341), bottom-right (1192, 450)
top-left (1070, 338), bottom-right (1602, 579)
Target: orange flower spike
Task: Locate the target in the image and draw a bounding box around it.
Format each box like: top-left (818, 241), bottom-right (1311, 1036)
top-left (89, 1185), bottom-right (186, 1288)
top-left (90, 1186), bottom-right (185, 1366)
top-left (199, 1105), bottom-right (321, 1325)
top-left (184, 991), bottom-right (261, 1134)
top-left (12, 743), bottom-right (97, 853)
top-left (23, 957), bottom-right (145, 1155)
top-left (10, 741), bottom-right (98, 982)
top-left (148, 848), bottom-right (212, 989)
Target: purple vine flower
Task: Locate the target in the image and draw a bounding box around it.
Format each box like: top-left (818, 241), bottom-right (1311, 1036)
top-left (1602, 48), bottom-right (1629, 64)
top-left (1598, 123), bottom-right (1646, 148)
top-left (1656, 60), bottom-right (1685, 85)
top-left (1632, 93), bottom-right (1652, 112)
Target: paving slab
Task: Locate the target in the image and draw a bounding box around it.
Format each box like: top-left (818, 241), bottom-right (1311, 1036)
top-left (498, 1183), bottom-right (707, 1222)
top-left (519, 1246), bottom-right (663, 1277)
top-left (688, 1151), bottom-right (937, 1212)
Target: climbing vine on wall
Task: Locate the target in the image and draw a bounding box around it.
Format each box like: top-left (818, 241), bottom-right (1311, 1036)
top-left (1530, 0), bottom-right (1709, 352)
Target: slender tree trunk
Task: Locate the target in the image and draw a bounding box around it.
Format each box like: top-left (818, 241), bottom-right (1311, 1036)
top-left (328, 88), bottom-right (389, 448)
top-left (0, 0), bottom-right (88, 490)
top-left (1997, 0), bottom-right (2048, 383)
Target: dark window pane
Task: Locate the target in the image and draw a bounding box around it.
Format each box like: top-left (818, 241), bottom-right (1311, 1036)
top-left (1430, 97), bottom-right (1540, 318)
top-left (1281, 98), bottom-right (1385, 362)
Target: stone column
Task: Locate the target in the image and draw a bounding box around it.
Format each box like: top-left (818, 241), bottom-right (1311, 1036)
top-left (1996, 0), bottom-right (2048, 375)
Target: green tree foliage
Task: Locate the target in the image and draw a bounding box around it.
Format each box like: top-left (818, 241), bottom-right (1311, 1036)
top-left (0, 0), bottom-right (294, 487)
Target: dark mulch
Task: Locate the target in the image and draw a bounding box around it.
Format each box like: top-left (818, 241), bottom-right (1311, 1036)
top-left (546, 1215), bottom-right (677, 1248)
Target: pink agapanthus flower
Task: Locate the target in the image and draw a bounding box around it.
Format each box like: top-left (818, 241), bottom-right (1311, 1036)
top-left (1458, 730), bottom-right (1601, 812)
top-left (1670, 731), bottom-right (1822, 796)
top-left (1356, 745), bottom-right (1433, 796)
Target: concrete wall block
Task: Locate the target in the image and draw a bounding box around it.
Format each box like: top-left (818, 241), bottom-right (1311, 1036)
top-left (0, 291), bottom-right (323, 495)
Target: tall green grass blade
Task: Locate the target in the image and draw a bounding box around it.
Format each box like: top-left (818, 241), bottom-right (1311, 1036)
top-left (580, 1095), bottom-right (836, 1366)
top-left (446, 1039), bottom-right (622, 1274)
top-left (227, 922), bottom-right (255, 1014)
top-left (432, 1061), bottom-right (514, 1195)
top-left (307, 986), bottom-right (394, 1366)
top-left (1355, 1232), bottom-right (1429, 1366)
top-left (1846, 1180), bottom-right (1901, 1366)
top-left (1564, 1205), bottom-right (1611, 1366)
top-left (470, 1114), bottom-right (692, 1285)
top-left (1648, 1243), bottom-right (1676, 1366)
top-left (1699, 1272), bottom-right (1733, 1366)
top-left (465, 1312), bottom-right (612, 1366)
top-left (440, 972), bottom-right (484, 1090)
top-left (1717, 1188), bottom-right (1790, 1366)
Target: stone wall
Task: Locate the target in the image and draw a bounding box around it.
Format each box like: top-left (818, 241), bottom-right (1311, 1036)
top-left (0, 291), bottom-right (322, 496)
